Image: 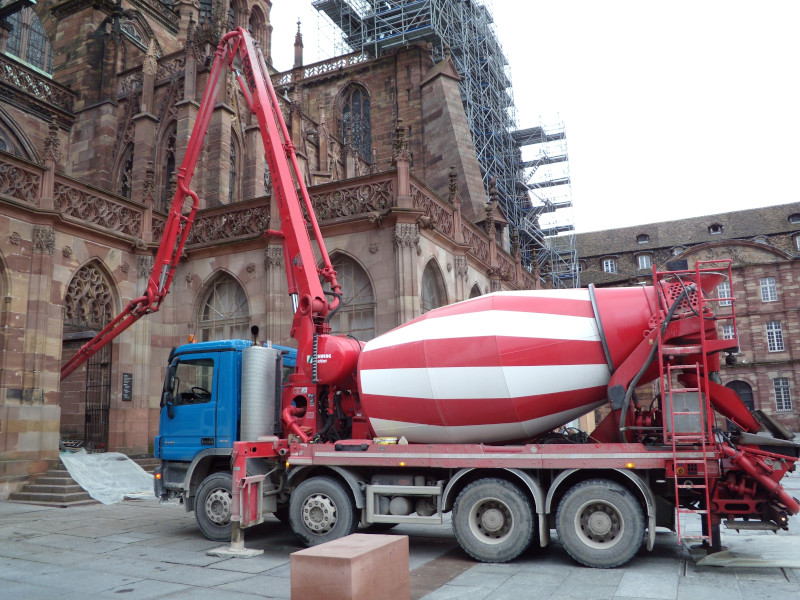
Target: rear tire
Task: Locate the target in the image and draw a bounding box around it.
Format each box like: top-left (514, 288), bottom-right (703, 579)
top-left (195, 472), bottom-right (233, 542)
top-left (290, 476), bottom-right (358, 547)
top-left (452, 478), bottom-right (535, 563)
top-left (556, 479), bottom-right (644, 568)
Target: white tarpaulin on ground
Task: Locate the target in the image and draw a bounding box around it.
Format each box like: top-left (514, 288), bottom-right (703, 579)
top-left (60, 450), bottom-right (154, 505)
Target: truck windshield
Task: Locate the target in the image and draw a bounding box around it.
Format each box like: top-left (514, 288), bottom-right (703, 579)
top-left (173, 358), bottom-right (214, 405)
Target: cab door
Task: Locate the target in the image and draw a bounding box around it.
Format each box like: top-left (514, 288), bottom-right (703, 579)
top-left (156, 354), bottom-right (218, 461)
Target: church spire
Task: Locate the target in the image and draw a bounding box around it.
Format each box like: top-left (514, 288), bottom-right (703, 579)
top-left (294, 19), bottom-right (303, 69)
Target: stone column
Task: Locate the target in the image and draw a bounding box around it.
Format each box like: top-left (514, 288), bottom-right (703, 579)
top-left (205, 72), bottom-right (235, 205)
top-left (393, 223), bottom-right (420, 325)
top-left (392, 120), bottom-right (412, 209)
top-left (40, 118), bottom-right (60, 211)
top-left (243, 122), bottom-right (267, 199)
top-left (264, 246), bottom-right (289, 344)
top-left (22, 226), bottom-right (57, 405)
top-left (132, 42), bottom-right (158, 208)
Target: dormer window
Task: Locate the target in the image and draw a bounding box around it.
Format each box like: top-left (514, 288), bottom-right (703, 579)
top-left (708, 223), bottom-right (723, 235)
top-left (636, 234), bottom-right (649, 244)
top-left (637, 254), bottom-right (651, 270)
top-left (789, 213), bottom-right (800, 224)
top-left (602, 258), bottom-right (617, 274)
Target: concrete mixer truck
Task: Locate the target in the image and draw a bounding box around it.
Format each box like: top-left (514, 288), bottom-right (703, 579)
top-left (60, 29), bottom-right (799, 568)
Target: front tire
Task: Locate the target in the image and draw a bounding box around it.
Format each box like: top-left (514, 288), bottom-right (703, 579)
top-left (290, 476), bottom-right (358, 547)
top-left (195, 472), bottom-right (233, 542)
top-left (556, 479), bottom-right (644, 568)
top-left (452, 478), bottom-right (535, 563)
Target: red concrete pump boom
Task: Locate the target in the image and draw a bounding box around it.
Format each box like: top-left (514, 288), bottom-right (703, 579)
top-left (61, 28), bottom-right (341, 380)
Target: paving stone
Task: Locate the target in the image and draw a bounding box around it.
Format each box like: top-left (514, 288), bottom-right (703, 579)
top-left (209, 555), bottom-right (289, 574)
top-left (158, 586), bottom-right (268, 600)
top-left (93, 579), bottom-right (189, 600)
top-left (215, 573), bottom-right (292, 599)
top-left (736, 579), bottom-right (800, 600)
top-left (0, 576), bottom-right (73, 598)
top-left (105, 543), bottom-right (231, 566)
top-left (676, 581), bottom-right (743, 600)
top-left (444, 568), bottom-right (512, 588)
top-left (420, 583), bottom-right (494, 599)
top-left (616, 571), bottom-right (679, 599)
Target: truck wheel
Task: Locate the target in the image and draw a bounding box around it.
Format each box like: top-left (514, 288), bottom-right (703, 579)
top-left (556, 479), bottom-right (644, 568)
top-left (290, 476), bottom-right (358, 547)
top-left (452, 478), bottom-right (535, 563)
top-left (195, 472), bottom-right (233, 542)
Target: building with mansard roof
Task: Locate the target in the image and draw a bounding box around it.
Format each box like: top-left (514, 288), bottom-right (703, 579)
top-left (0, 0), bottom-right (539, 497)
top-left (576, 202), bottom-right (800, 432)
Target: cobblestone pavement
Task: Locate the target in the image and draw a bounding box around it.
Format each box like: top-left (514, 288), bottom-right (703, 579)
top-left (1, 472), bottom-right (798, 599)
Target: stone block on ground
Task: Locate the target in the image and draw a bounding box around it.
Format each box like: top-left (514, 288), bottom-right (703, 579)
top-left (290, 533), bottom-right (409, 600)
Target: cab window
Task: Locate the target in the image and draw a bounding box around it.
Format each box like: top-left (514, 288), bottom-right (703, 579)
top-left (173, 358), bottom-right (214, 405)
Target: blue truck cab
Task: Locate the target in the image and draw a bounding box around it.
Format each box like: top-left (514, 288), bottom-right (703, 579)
top-left (153, 339), bottom-right (296, 540)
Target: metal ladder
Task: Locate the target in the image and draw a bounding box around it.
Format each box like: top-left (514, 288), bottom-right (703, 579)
top-left (663, 362), bottom-right (713, 546)
top-left (654, 261), bottom-right (736, 547)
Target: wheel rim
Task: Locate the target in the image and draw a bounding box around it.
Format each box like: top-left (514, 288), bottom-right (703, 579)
top-left (574, 499), bottom-right (624, 549)
top-left (205, 488), bottom-right (232, 526)
top-left (301, 493), bottom-right (338, 534)
top-left (467, 497), bottom-right (513, 545)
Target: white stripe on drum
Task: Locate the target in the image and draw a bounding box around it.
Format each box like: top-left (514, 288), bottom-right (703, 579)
top-left (369, 401), bottom-right (604, 444)
top-left (363, 310), bottom-right (600, 352)
top-left (360, 364), bottom-right (610, 400)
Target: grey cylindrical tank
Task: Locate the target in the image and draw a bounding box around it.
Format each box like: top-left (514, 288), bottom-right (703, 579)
top-left (241, 345), bottom-right (281, 441)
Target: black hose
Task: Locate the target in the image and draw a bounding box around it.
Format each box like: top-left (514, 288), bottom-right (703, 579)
top-left (619, 286), bottom-right (689, 442)
top-left (323, 291), bottom-right (343, 323)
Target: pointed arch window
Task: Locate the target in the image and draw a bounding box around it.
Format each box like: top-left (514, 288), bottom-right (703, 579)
top-left (64, 263), bottom-right (115, 331)
top-left (119, 144), bottom-right (134, 200)
top-left (198, 0), bottom-right (212, 24)
top-left (327, 254), bottom-right (375, 341)
top-left (198, 274), bottom-right (250, 341)
top-left (4, 7), bottom-right (54, 74)
top-left (469, 284), bottom-right (482, 299)
top-left (340, 85), bottom-right (372, 161)
top-left (249, 6), bottom-right (268, 49)
top-left (421, 261), bottom-right (447, 313)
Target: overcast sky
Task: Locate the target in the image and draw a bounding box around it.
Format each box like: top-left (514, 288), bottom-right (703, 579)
top-left (269, 1), bottom-right (800, 233)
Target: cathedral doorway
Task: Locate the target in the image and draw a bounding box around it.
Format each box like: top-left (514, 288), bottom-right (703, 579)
top-left (61, 263), bottom-right (115, 451)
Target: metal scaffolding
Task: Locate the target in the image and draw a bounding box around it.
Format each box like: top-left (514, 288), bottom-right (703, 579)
top-left (312, 0), bottom-right (577, 287)
top-left (515, 118), bottom-right (578, 288)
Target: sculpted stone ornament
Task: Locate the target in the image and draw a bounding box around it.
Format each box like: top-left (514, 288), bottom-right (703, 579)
top-left (63, 246), bottom-right (73, 258)
top-left (393, 223), bottom-right (419, 250)
top-left (43, 117), bottom-right (61, 163)
top-left (454, 256), bottom-right (468, 279)
top-left (265, 246), bottom-right (283, 269)
top-left (32, 226), bottom-right (55, 254)
top-left (138, 255), bottom-right (155, 278)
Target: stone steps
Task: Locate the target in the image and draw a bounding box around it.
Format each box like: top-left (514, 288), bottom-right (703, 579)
top-left (8, 465), bottom-right (95, 506)
top-left (8, 454), bottom-right (159, 507)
